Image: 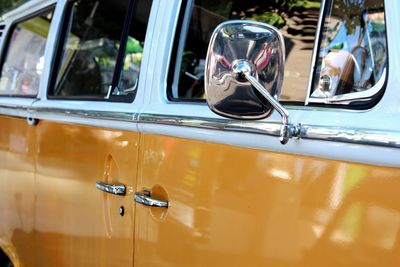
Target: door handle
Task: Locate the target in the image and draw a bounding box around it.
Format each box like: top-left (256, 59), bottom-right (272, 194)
top-left (134, 189), bottom-right (168, 208)
top-left (96, 181), bottom-right (126, 196)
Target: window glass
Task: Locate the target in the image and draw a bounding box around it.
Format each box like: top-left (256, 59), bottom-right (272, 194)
top-left (172, 0), bottom-right (321, 102)
top-left (0, 9), bottom-right (54, 96)
top-left (309, 0), bottom-right (386, 104)
top-left (50, 0), bottom-right (152, 101)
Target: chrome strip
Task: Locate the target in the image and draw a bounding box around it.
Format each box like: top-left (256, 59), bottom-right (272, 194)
top-left (305, 0), bottom-right (327, 105)
top-left (301, 125), bottom-right (400, 148)
top-left (1, 105), bottom-right (400, 149)
top-left (0, 103), bottom-right (31, 118)
top-left (139, 113), bottom-right (400, 149)
top-left (0, 104), bottom-right (27, 112)
top-left (33, 107), bottom-right (136, 122)
top-left (139, 113), bottom-right (284, 136)
top-left (0, 104), bottom-right (136, 122)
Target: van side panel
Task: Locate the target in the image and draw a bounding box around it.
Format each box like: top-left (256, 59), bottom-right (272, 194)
top-left (0, 115), bottom-right (36, 267)
top-left (135, 133), bottom-right (400, 267)
top-left (33, 121), bottom-right (139, 267)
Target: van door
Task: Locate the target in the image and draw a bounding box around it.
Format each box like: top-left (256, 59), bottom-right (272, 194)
top-left (0, 98), bottom-right (37, 266)
top-left (33, 111), bottom-right (140, 267)
top-left (0, 6), bottom-right (55, 266)
top-left (134, 1), bottom-right (400, 267)
top-left (31, 0), bottom-right (154, 266)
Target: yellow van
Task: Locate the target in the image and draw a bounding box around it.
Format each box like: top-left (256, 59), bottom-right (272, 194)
top-left (0, 0), bottom-right (399, 266)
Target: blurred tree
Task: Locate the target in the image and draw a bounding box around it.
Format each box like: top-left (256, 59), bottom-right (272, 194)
top-left (0, 0), bottom-right (30, 20)
top-left (324, 0), bottom-right (382, 36)
top-left (231, 0), bottom-right (320, 27)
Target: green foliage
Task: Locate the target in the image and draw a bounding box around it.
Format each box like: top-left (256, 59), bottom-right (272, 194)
top-left (248, 0), bottom-right (320, 28)
top-left (125, 37), bottom-right (143, 54)
top-left (286, 0), bottom-right (320, 9)
top-left (249, 12), bottom-right (285, 28)
top-left (200, 0), bottom-right (233, 17)
top-left (272, 0), bottom-right (320, 10)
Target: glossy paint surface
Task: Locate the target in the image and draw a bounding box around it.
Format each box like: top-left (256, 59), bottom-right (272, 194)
top-left (33, 120), bottom-right (139, 267)
top-left (0, 116), bottom-right (139, 266)
top-left (135, 133), bottom-right (400, 267)
top-left (0, 115), bottom-right (35, 267)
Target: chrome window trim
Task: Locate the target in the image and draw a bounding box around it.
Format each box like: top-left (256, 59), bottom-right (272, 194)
top-left (305, 0), bottom-right (327, 105)
top-left (308, 69), bottom-right (387, 104)
top-left (1, 105), bottom-right (399, 149)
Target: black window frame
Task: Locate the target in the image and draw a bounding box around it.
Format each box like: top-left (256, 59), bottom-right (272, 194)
top-left (47, 0), bottom-right (151, 103)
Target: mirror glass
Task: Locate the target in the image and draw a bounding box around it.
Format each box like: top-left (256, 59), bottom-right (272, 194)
top-left (205, 21), bottom-right (285, 120)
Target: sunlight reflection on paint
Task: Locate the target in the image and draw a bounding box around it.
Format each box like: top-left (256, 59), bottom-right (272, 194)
top-left (270, 168), bottom-right (291, 180)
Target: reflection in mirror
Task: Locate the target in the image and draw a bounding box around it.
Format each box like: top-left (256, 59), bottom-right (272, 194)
top-left (205, 21), bottom-right (285, 120)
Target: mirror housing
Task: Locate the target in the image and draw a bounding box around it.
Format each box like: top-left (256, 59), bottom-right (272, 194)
top-left (204, 21), bottom-right (300, 144)
top-left (205, 21), bottom-right (285, 120)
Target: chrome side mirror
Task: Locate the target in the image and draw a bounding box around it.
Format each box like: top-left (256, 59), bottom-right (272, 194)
top-left (204, 21), bottom-right (300, 144)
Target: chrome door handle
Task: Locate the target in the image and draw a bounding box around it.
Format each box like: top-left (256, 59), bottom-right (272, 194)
top-left (96, 181), bottom-right (126, 196)
top-left (134, 190), bottom-right (168, 208)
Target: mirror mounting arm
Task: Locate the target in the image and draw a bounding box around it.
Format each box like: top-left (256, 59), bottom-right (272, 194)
top-left (242, 72), bottom-right (301, 144)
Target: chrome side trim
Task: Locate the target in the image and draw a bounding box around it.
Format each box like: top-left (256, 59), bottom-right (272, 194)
top-left (1, 105), bottom-right (400, 149)
top-left (0, 103), bottom-right (31, 118)
top-left (33, 107), bottom-right (136, 122)
top-left (301, 125), bottom-right (400, 148)
top-left (0, 104), bottom-right (137, 122)
top-left (139, 113), bottom-right (400, 149)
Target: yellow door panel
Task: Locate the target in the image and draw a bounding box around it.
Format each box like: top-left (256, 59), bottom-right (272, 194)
top-left (35, 121), bottom-right (139, 267)
top-left (135, 134), bottom-right (400, 267)
top-left (0, 115), bottom-right (35, 267)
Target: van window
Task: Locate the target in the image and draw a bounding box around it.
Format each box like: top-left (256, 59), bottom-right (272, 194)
top-left (309, 0), bottom-right (387, 106)
top-left (0, 9), bottom-right (54, 96)
top-left (170, 0), bottom-right (321, 102)
top-left (49, 0), bottom-right (152, 102)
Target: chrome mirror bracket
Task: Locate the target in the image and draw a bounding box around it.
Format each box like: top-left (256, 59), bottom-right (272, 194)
top-left (233, 60), bottom-right (301, 144)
